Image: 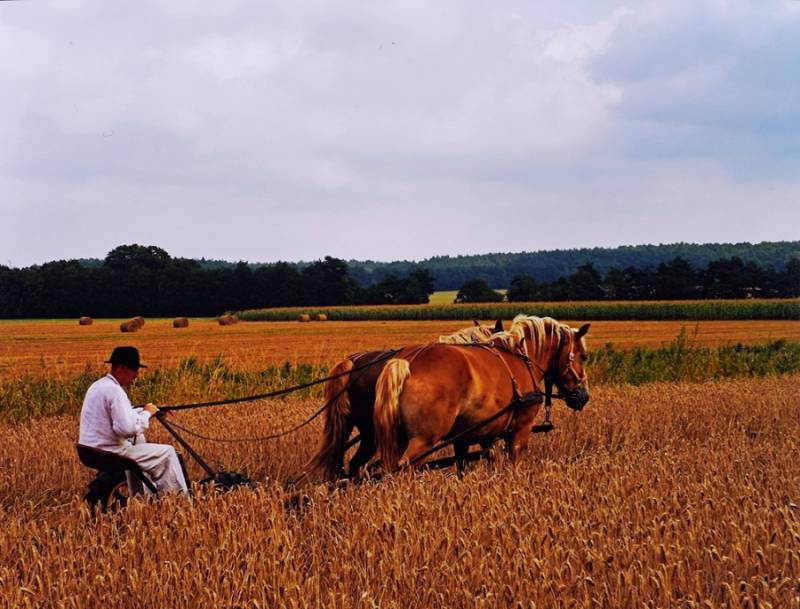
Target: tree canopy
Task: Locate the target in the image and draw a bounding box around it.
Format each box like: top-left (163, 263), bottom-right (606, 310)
top-left (0, 244), bottom-right (796, 318)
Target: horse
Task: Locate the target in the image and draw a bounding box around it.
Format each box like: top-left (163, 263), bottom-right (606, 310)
top-left (309, 320), bottom-right (504, 481)
top-left (372, 316), bottom-right (591, 473)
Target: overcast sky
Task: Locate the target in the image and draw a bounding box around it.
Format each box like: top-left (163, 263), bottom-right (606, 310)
top-left (2, 0), bottom-right (799, 267)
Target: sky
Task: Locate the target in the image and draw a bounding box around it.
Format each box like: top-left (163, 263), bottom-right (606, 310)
top-left (1, 0), bottom-right (799, 268)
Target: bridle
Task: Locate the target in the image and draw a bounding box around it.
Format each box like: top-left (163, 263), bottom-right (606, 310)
top-left (546, 330), bottom-right (588, 406)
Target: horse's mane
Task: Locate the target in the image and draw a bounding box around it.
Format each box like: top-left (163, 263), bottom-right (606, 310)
top-left (492, 315), bottom-right (568, 358)
top-left (438, 324), bottom-right (495, 345)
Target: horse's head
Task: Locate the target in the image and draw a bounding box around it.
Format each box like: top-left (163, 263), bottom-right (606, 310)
top-left (548, 323), bottom-right (591, 411)
top-left (504, 315), bottom-right (591, 411)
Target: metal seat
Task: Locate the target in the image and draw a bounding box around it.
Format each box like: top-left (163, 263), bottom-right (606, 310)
top-left (75, 443), bottom-right (157, 494)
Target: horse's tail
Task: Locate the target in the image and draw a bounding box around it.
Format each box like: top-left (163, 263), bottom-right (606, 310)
top-left (373, 358), bottom-right (411, 472)
top-left (309, 358), bottom-right (354, 481)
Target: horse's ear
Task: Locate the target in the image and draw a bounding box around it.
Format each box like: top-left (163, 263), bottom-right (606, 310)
top-left (576, 323), bottom-right (591, 339)
top-left (494, 319), bottom-right (504, 333)
top-left (473, 320), bottom-right (480, 326)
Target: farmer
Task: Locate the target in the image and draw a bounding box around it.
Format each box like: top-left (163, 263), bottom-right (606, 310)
top-left (78, 346), bottom-right (189, 495)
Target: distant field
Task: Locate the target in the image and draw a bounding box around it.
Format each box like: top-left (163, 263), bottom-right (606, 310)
top-left (427, 290), bottom-right (458, 305)
top-left (0, 317), bottom-right (798, 381)
top-left (239, 298), bottom-right (799, 321)
top-left (427, 289), bottom-right (508, 305)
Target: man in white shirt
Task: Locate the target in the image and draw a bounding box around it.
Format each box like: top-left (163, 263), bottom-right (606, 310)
top-left (79, 346), bottom-right (189, 495)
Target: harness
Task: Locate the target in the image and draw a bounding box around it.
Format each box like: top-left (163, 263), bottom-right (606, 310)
top-left (451, 329), bottom-right (587, 441)
top-left (546, 332), bottom-right (588, 406)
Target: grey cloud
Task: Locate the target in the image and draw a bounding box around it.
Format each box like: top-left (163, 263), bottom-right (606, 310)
top-left (1, 0), bottom-right (799, 267)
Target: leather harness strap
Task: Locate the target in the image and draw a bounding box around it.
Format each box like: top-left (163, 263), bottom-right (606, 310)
top-left (468, 342), bottom-right (544, 435)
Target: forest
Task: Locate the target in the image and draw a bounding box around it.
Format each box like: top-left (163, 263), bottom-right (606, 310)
top-left (0, 243), bottom-right (797, 318)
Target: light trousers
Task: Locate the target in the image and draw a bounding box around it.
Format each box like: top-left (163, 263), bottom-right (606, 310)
top-left (119, 442), bottom-right (189, 495)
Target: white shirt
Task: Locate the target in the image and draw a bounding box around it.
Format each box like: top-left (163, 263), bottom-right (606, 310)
top-left (78, 374), bottom-right (152, 450)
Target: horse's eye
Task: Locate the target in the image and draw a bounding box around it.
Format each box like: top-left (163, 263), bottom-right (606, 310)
top-left (581, 353), bottom-right (589, 361)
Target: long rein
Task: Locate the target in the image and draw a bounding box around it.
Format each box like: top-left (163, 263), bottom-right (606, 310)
top-left (146, 349), bottom-right (400, 443)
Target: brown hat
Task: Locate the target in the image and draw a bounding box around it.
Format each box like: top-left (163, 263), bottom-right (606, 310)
top-left (105, 346), bottom-right (147, 369)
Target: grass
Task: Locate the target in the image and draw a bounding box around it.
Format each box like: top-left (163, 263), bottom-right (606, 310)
top-left (2, 332), bottom-right (799, 423)
top-left (590, 330), bottom-right (800, 385)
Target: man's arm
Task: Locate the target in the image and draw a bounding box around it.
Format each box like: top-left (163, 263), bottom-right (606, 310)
top-left (108, 391), bottom-right (155, 438)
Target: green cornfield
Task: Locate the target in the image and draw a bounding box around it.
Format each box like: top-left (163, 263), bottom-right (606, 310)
top-left (238, 299), bottom-right (800, 322)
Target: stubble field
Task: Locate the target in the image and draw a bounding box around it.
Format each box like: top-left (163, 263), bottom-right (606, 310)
top-left (0, 318), bottom-right (798, 608)
top-left (1, 317), bottom-right (798, 380)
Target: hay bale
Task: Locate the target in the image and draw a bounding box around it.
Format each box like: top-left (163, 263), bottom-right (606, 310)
top-left (218, 314), bottom-right (238, 326)
top-left (316, 313), bottom-right (328, 321)
top-left (298, 314), bottom-right (311, 322)
top-left (78, 316), bottom-right (93, 326)
top-left (173, 317), bottom-right (189, 328)
top-left (120, 319), bottom-right (139, 333)
top-left (120, 316), bottom-right (144, 332)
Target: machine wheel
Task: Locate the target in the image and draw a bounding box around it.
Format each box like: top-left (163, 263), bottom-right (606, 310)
top-left (85, 471), bottom-right (130, 512)
top-left (199, 471), bottom-right (252, 491)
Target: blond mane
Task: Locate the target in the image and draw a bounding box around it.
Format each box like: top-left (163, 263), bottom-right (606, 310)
top-left (490, 315), bottom-right (569, 359)
top-left (438, 324), bottom-right (495, 345)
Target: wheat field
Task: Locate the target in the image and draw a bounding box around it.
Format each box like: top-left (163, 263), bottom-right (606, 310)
top-left (1, 375), bottom-right (798, 608)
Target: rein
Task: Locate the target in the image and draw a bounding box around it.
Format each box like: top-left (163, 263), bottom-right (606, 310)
top-left (146, 349), bottom-right (400, 445)
top-left (152, 349), bottom-right (400, 413)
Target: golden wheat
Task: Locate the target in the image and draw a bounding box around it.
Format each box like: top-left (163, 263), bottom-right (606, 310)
top-left (0, 375), bottom-right (798, 608)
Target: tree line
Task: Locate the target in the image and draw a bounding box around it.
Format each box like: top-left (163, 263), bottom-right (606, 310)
top-left (0, 245), bottom-right (434, 318)
top-left (347, 240), bottom-right (800, 289)
top-left (456, 258), bottom-right (800, 303)
top-left (66, 240), bottom-right (800, 291)
top-left (0, 244), bottom-right (797, 318)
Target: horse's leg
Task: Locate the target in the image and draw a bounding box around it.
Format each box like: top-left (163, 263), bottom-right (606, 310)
top-left (506, 404), bottom-right (540, 463)
top-left (454, 441), bottom-right (469, 478)
top-left (479, 439), bottom-right (497, 466)
top-left (330, 420), bottom-right (355, 480)
top-left (397, 436), bottom-right (439, 470)
top-left (506, 419), bottom-right (535, 463)
top-left (506, 429), bottom-right (531, 462)
top-left (347, 429), bottom-right (376, 479)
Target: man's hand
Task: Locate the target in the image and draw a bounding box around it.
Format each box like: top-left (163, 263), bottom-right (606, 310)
top-left (144, 403), bottom-right (159, 416)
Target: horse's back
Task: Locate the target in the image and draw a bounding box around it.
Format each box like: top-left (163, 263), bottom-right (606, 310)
top-left (394, 344), bottom-right (524, 438)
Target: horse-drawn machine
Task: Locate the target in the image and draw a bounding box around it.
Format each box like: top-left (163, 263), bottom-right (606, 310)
top-left (77, 316), bottom-right (591, 511)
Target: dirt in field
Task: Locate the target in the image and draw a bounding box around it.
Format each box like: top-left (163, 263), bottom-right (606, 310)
top-left (0, 318), bottom-right (797, 379)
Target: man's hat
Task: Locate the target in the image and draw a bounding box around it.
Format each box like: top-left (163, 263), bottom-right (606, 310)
top-left (105, 346), bottom-right (147, 369)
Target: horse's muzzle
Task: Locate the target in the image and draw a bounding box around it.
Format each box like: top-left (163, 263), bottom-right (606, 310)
top-left (564, 385), bottom-right (590, 411)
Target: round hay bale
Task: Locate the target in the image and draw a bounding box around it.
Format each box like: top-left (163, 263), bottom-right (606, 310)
top-left (120, 319), bottom-right (138, 333)
top-left (78, 316), bottom-right (93, 326)
top-left (218, 314), bottom-right (236, 326)
top-left (132, 316), bottom-right (145, 329)
top-left (298, 314), bottom-right (311, 322)
top-left (316, 313), bottom-right (328, 321)
top-left (173, 317), bottom-right (189, 328)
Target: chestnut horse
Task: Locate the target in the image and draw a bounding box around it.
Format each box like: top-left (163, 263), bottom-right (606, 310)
top-left (373, 316), bottom-right (590, 472)
top-left (310, 320), bottom-right (504, 480)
